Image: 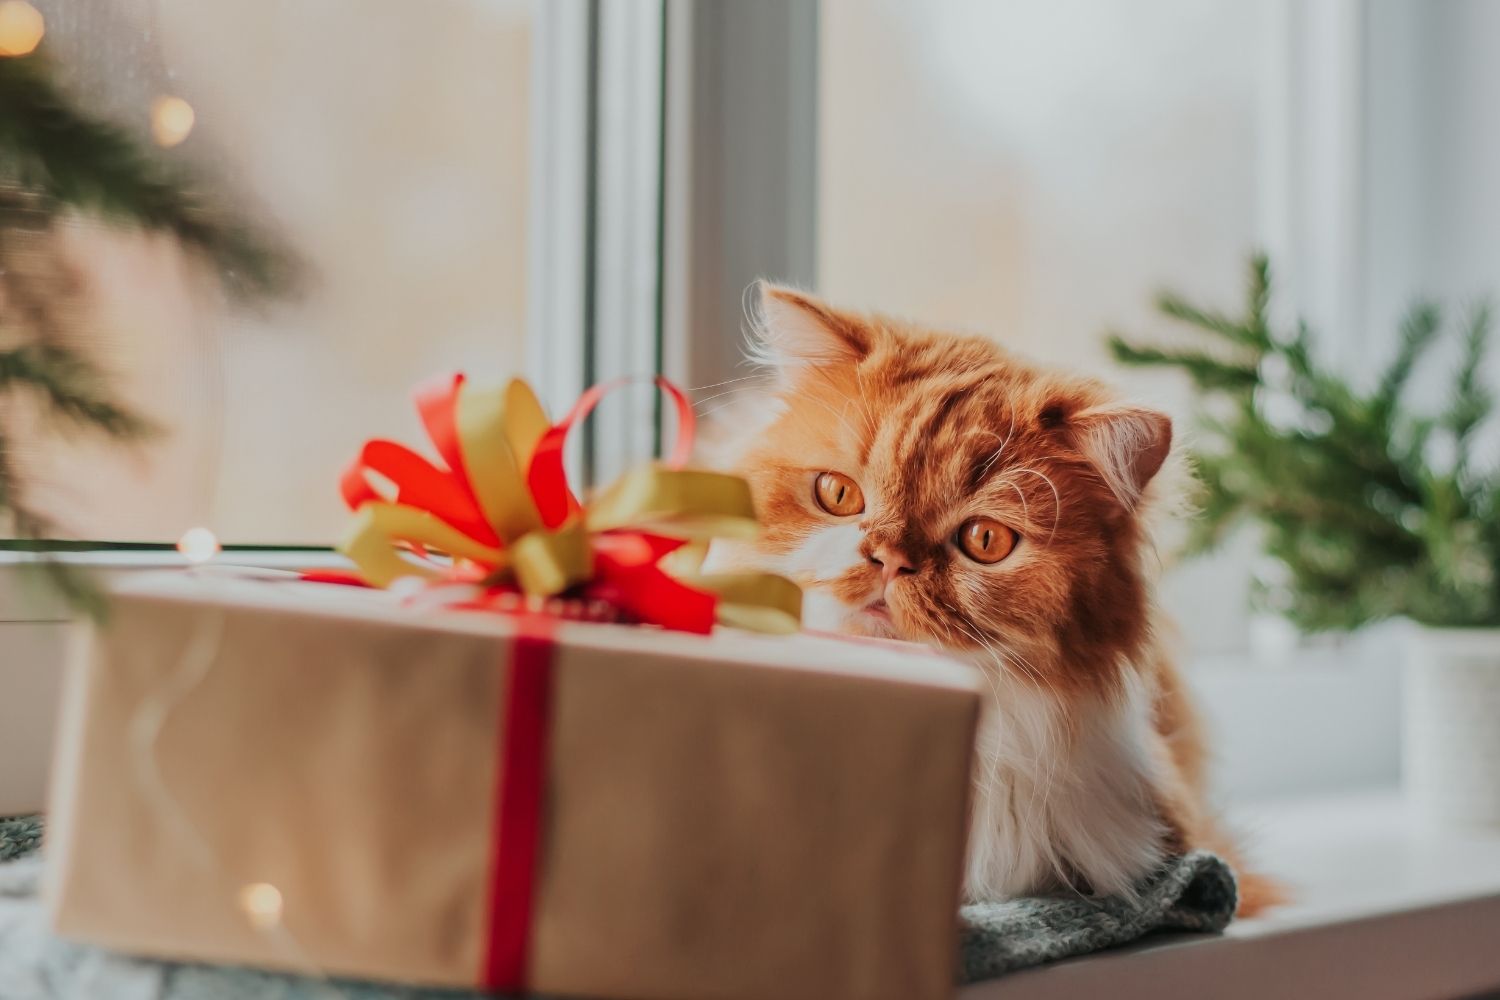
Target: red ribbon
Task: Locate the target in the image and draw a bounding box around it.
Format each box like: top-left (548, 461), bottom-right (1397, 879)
top-left (339, 375), bottom-right (504, 548)
top-left (306, 370), bottom-right (796, 994)
top-left (318, 373), bottom-right (719, 634)
top-left (481, 615), bottom-right (555, 992)
top-left (313, 374), bottom-right (722, 991)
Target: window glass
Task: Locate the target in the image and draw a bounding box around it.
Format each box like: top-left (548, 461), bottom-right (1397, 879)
top-left (11, 0), bottom-right (533, 545)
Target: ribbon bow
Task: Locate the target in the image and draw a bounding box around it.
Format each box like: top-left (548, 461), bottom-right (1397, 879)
top-left (331, 373), bottom-right (801, 634)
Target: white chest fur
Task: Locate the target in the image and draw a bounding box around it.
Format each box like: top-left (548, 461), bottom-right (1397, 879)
top-left (963, 663), bottom-right (1168, 902)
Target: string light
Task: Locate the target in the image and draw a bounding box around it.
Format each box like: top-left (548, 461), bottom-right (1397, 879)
top-left (150, 95), bottom-right (196, 148)
top-left (0, 1), bottom-right (44, 57)
top-left (237, 882), bottom-right (283, 930)
top-left (387, 576), bottom-right (427, 600)
top-left (176, 527), bottom-right (220, 564)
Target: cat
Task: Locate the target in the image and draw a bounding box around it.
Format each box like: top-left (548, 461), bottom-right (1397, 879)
top-left (704, 284), bottom-right (1280, 915)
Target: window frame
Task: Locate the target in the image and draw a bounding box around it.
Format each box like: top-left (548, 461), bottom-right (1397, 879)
top-left (1, 0), bottom-right (607, 616)
top-left (659, 0), bottom-right (819, 394)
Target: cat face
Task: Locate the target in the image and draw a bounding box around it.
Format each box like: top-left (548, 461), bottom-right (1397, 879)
top-left (722, 286), bottom-right (1174, 694)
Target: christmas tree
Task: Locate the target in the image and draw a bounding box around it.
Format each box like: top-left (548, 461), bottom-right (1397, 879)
top-left (0, 18), bottom-right (296, 611)
top-left (1109, 255), bottom-right (1497, 632)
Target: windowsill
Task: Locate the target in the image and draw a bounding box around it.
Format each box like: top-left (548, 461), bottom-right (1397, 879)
top-left (2, 552), bottom-right (1404, 805)
top-left (0, 549), bottom-right (349, 622)
top-left (959, 789), bottom-right (1500, 1000)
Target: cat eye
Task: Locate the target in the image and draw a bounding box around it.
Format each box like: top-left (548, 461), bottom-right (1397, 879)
top-left (956, 517), bottom-right (1018, 564)
top-left (813, 471), bottom-right (865, 516)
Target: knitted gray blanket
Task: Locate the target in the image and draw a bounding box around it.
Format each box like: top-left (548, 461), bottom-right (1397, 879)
top-left (0, 815), bottom-right (1235, 996)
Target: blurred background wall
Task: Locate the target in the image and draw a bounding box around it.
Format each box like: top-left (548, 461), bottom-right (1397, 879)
top-left (820, 0), bottom-right (1264, 380)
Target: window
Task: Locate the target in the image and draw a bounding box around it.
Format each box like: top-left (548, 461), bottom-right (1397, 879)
top-left (10, 0), bottom-right (1500, 807)
top-left (10, 0), bottom-right (536, 546)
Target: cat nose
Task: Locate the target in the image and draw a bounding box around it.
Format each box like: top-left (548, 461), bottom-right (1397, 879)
top-left (868, 545), bottom-right (916, 584)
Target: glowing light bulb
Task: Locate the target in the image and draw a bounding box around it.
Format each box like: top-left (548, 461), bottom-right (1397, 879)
top-left (176, 527), bottom-right (220, 564)
top-left (238, 882), bottom-right (283, 930)
top-left (150, 95), bottom-right (195, 148)
top-left (0, 1), bottom-right (44, 57)
top-left (387, 576), bottom-right (428, 602)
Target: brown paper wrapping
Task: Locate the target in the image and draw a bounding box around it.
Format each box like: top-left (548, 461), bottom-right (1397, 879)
top-left (45, 573), bottom-right (980, 1000)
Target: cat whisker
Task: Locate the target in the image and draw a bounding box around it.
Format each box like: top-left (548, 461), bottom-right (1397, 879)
top-left (692, 384), bottom-right (764, 409)
top-left (795, 389), bottom-right (868, 444)
top-left (942, 619), bottom-right (1016, 798)
top-left (810, 362), bottom-right (878, 441)
top-left (1000, 480), bottom-right (1032, 538)
top-left (971, 404), bottom-right (1020, 481)
top-left (848, 363), bottom-right (879, 439)
top-left (998, 404), bottom-right (1018, 460)
top-left (688, 373), bottom-right (769, 393)
top-left (695, 397), bottom-right (760, 423)
top-left (999, 466), bottom-right (1063, 545)
top-left (944, 607), bottom-right (1043, 691)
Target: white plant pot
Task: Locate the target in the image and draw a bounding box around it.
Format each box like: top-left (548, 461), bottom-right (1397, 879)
top-left (1404, 626), bottom-right (1500, 828)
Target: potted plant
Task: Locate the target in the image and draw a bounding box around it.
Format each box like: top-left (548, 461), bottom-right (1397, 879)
top-left (1111, 256), bottom-right (1500, 827)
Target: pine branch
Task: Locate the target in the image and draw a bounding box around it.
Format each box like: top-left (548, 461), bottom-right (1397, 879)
top-left (1246, 254), bottom-right (1271, 333)
top-left (0, 53), bottom-right (299, 302)
top-left (1105, 337), bottom-right (1260, 392)
top-left (1374, 301), bottom-right (1442, 414)
top-left (0, 428), bottom-right (106, 620)
top-left (10, 511), bottom-right (108, 620)
top-left (1108, 254), bottom-right (1500, 631)
top-left (1154, 292), bottom-right (1267, 350)
top-left (0, 343), bottom-right (152, 438)
top-left (1446, 301), bottom-right (1493, 455)
top-left (0, 52), bottom-right (299, 618)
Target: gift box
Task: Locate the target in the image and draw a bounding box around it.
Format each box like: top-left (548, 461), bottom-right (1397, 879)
top-left (46, 373), bottom-right (980, 997)
top-left (45, 571), bottom-right (981, 1000)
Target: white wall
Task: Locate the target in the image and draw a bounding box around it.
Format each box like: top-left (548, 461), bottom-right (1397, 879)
top-left (819, 0), bottom-right (1267, 372)
top-left (1362, 0), bottom-right (1500, 426)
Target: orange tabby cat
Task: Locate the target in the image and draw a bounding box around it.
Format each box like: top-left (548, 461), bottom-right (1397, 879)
top-left (707, 285), bottom-right (1279, 915)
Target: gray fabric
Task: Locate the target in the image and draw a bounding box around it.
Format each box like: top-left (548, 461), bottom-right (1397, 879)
top-left (0, 815), bottom-right (1234, 996)
top-left (959, 849), bottom-right (1236, 982)
top-left (0, 818), bottom-right (41, 864)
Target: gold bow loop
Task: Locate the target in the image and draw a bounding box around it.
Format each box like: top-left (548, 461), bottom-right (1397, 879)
top-left (334, 374), bottom-right (802, 634)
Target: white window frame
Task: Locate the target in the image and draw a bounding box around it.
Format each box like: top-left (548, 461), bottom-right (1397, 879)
top-left (660, 0), bottom-right (819, 394)
top-left (525, 0), bottom-right (595, 418)
top-left (529, 0), bottom-right (819, 481)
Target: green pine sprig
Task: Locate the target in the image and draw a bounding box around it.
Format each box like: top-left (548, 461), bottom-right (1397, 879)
top-left (1109, 254), bottom-right (1497, 631)
top-left (0, 52), bottom-right (300, 302)
top-left (0, 342), bottom-right (155, 437)
top-left (0, 49), bottom-right (300, 615)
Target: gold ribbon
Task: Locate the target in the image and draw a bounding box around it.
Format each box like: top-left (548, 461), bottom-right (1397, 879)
top-left (337, 376), bottom-right (801, 633)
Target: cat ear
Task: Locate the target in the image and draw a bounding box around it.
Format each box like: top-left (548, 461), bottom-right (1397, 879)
top-left (1070, 405), bottom-right (1173, 508)
top-left (750, 283), bottom-right (874, 371)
